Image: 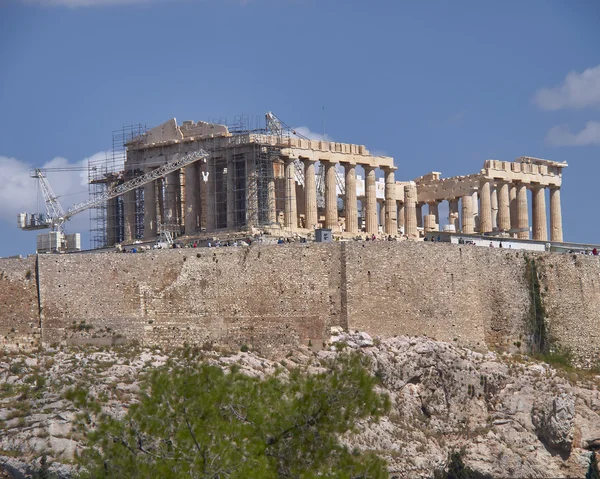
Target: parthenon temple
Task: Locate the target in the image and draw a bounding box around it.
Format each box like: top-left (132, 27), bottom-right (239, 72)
top-left (99, 117), bottom-right (567, 245)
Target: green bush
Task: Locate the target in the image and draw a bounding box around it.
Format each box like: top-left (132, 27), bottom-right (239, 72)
top-left (76, 352), bottom-right (390, 478)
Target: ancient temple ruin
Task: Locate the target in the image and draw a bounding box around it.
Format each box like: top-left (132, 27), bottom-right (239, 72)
top-left (92, 116), bottom-right (567, 246)
top-left (413, 157), bottom-right (567, 242)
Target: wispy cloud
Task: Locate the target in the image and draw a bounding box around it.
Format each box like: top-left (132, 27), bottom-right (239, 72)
top-left (0, 152), bottom-right (108, 235)
top-left (533, 65), bottom-right (600, 110)
top-left (545, 121), bottom-right (600, 147)
top-left (292, 126), bottom-right (333, 142)
top-left (449, 111), bottom-right (466, 123)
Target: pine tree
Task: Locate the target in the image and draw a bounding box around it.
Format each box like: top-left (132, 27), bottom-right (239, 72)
top-left (75, 351), bottom-right (391, 478)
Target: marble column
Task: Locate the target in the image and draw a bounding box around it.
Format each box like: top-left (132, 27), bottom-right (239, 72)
top-left (206, 160), bottom-right (216, 231)
top-left (143, 174), bottom-right (157, 240)
top-left (516, 183), bottom-right (529, 239)
top-left (509, 185), bottom-right (518, 238)
top-left (364, 165), bottom-right (377, 234)
top-left (428, 200), bottom-right (439, 224)
top-left (497, 181), bottom-right (511, 232)
top-left (184, 163), bottom-right (200, 235)
top-left (246, 158), bottom-right (260, 228)
top-left (226, 156), bottom-right (236, 229)
top-left (324, 161), bottom-right (338, 230)
top-left (384, 167), bottom-right (396, 235)
top-left (267, 171), bottom-right (276, 225)
top-left (424, 214), bottom-right (437, 233)
top-left (472, 191), bottom-right (480, 232)
top-left (106, 198), bottom-right (117, 246)
top-left (378, 200), bottom-right (385, 227)
top-left (284, 157), bottom-right (297, 229)
top-left (531, 185), bottom-right (547, 241)
top-left (416, 203), bottom-right (423, 228)
top-left (461, 195), bottom-right (474, 234)
top-left (449, 198), bottom-right (460, 232)
top-left (403, 184), bottom-right (418, 238)
top-left (550, 187), bottom-right (563, 242)
top-left (165, 171), bottom-right (180, 229)
top-left (397, 201), bottom-right (405, 232)
top-left (304, 159), bottom-right (318, 230)
top-left (344, 163), bottom-right (358, 233)
top-left (123, 190), bottom-right (136, 242)
top-left (491, 186), bottom-right (498, 230)
top-left (479, 180), bottom-right (493, 233)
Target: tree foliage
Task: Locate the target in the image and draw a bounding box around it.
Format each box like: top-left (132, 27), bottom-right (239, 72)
top-left (76, 351), bottom-right (390, 479)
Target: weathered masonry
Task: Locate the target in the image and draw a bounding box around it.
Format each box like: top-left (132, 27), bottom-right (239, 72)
top-left (116, 118), bottom-right (400, 243)
top-left (1, 243), bottom-right (598, 367)
top-left (413, 157), bottom-right (567, 241)
top-left (95, 116), bottom-right (567, 246)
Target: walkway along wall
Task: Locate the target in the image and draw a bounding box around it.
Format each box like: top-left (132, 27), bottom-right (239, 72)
top-left (1, 243), bottom-right (598, 367)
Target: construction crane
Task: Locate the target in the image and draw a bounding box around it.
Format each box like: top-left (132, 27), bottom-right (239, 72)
top-left (18, 150), bottom-right (208, 252)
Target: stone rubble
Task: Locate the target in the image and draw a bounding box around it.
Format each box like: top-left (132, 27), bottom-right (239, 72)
top-left (0, 336), bottom-right (598, 478)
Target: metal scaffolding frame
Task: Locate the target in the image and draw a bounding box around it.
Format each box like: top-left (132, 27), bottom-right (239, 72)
top-left (87, 124), bottom-right (147, 249)
top-left (201, 114), bottom-right (297, 233)
top-left (89, 114), bottom-right (326, 247)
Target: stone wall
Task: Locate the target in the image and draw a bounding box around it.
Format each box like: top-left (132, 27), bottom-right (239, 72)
top-left (1, 243), bottom-right (599, 367)
top-left (0, 256), bottom-right (40, 348)
top-left (535, 252), bottom-right (600, 368)
top-left (344, 242), bottom-right (531, 352)
top-left (38, 244), bottom-right (341, 355)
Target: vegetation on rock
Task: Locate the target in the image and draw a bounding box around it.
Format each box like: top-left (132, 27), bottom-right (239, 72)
top-left (75, 351), bottom-right (390, 478)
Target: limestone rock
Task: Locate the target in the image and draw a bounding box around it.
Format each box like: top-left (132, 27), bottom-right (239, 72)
top-left (0, 338), bottom-right (598, 479)
top-left (532, 393), bottom-right (575, 453)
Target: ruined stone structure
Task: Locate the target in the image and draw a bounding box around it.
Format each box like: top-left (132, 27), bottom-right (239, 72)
top-left (414, 157), bottom-right (567, 241)
top-left (116, 118), bottom-right (400, 243)
top-left (102, 118), bottom-right (567, 246)
top-left (1, 243), bottom-right (599, 367)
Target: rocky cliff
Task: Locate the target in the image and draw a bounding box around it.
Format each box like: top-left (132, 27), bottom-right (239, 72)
top-left (0, 335), bottom-right (599, 478)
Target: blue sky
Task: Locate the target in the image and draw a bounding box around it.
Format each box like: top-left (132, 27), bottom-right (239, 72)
top-left (1, 0), bottom-right (599, 256)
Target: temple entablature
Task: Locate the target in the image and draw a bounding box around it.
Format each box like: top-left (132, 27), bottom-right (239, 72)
top-left (481, 157), bottom-right (567, 187)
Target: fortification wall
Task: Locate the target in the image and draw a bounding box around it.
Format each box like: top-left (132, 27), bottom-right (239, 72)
top-left (2, 243), bottom-right (598, 367)
top-left (0, 256), bottom-right (40, 348)
top-left (344, 242), bottom-right (531, 352)
top-left (535, 253), bottom-right (600, 368)
top-left (38, 244), bottom-right (341, 354)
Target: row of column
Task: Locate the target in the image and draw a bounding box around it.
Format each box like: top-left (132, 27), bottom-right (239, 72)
top-left (403, 181), bottom-right (563, 242)
top-left (121, 162), bottom-right (563, 245)
top-left (281, 157), bottom-right (397, 235)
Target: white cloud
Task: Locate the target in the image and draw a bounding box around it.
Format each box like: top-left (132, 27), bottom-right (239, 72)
top-left (0, 152), bottom-right (109, 236)
top-left (545, 121), bottom-right (600, 147)
top-left (533, 65), bottom-right (600, 110)
top-left (292, 126), bottom-right (333, 142)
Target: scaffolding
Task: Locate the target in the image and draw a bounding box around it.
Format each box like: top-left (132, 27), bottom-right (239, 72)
top-left (89, 114), bottom-right (327, 248)
top-left (88, 124), bottom-right (147, 249)
top-left (200, 114), bottom-right (306, 233)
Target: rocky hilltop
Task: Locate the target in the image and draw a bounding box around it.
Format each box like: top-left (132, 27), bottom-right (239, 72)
top-left (1, 334), bottom-right (599, 478)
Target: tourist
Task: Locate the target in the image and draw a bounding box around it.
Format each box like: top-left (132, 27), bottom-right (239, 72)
top-left (499, 242), bottom-right (503, 248)
top-left (489, 242), bottom-right (494, 248)
top-left (371, 234), bottom-right (376, 241)
top-left (593, 248), bottom-right (598, 256)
